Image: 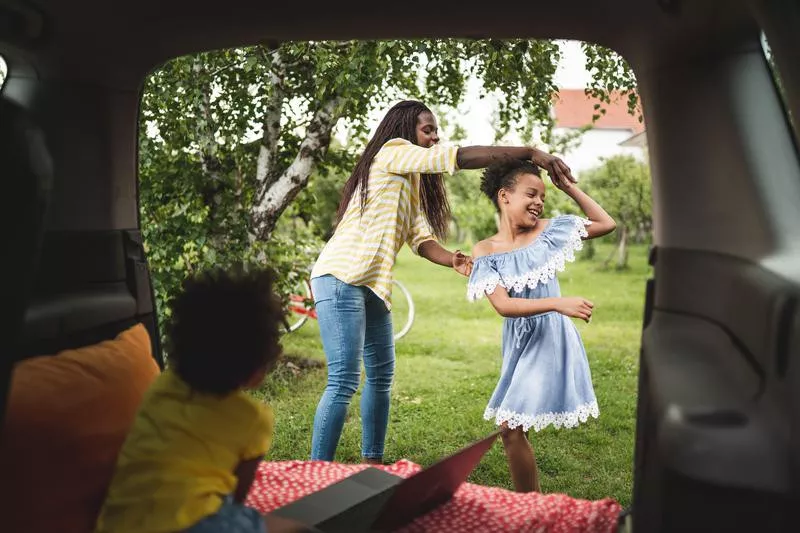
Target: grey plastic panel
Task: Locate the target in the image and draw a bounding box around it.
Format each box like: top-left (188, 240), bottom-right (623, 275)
top-left (639, 41), bottom-right (800, 261)
top-left (2, 76), bottom-right (139, 231)
top-left (23, 286), bottom-right (137, 344)
top-left (643, 311), bottom-right (788, 492)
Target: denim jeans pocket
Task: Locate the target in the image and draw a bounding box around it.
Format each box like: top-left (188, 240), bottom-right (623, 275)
top-left (311, 274), bottom-right (339, 305)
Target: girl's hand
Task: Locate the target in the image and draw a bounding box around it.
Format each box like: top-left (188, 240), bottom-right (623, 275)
top-left (531, 148), bottom-right (576, 188)
top-left (555, 177), bottom-right (577, 194)
top-left (452, 250), bottom-right (473, 277)
top-left (555, 297), bottom-right (594, 322)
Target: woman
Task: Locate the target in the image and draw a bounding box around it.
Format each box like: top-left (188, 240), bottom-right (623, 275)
top-left (309, 100), bottom-right (575, 463)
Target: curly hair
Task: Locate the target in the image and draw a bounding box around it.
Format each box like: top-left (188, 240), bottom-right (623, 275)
top-left (480, 158), bottom-right (542, 210)
top-left (166, 266), bottom-right (284, 395)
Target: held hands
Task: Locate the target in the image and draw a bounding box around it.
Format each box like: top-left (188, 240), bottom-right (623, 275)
top-left (555, 297), bottom-right (594, 323)
top-left (452, 250), bottom-right (473, 277)
top-left (531, 148), bottom-right (576, 189)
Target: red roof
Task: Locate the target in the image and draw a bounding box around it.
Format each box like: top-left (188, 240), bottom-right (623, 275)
top-left (553, 89), bottom-right (644, 133)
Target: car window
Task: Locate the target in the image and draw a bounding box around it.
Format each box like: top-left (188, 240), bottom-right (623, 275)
top-left (761, 32), bottom-right (796, 142)
top-left (0, 55), bottom-right (7, 90)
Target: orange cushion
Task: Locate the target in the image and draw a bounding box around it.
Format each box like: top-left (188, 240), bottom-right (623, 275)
top-left (0, 324), bottom-right (160, 533)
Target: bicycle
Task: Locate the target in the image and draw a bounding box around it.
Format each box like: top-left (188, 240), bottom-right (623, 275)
top-left (281, 277), bottom-right (416, 341)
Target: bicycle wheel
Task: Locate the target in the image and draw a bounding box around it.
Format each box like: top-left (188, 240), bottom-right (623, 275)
top-left (282, 278), bottom-right (313, 334)
top-left (391, 279), bottom-right (415, 341)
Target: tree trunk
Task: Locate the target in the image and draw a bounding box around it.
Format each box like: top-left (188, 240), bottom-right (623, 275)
top-left (615, 224), bottom-right (629, 269)
top-left (192, 58), bottom-right (229, 252)
top-left (252, 96), bottom-right (343, 241)
top-left (581, 238), bottom-right (596, 260)
top-left (604, 223), bottom-right (629, 269)
top-left (255, 49), bottom-right (286, 192)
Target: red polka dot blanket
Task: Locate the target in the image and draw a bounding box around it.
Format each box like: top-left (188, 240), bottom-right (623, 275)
top-left (246, 460), bottom-right (621, 532)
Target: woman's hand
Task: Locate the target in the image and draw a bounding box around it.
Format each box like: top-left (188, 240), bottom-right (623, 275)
top-left (555, 297), bottom-right (594, 322)
top-left (531, 148), bottom-right (576, 188)
top-left (555, 175), bottom-right (578, 194)
top-left (452, 250), bottom-right (473, 277)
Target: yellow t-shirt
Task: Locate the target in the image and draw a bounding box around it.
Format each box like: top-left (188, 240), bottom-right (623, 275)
top-left (310, 138), bottom-right (459, 308)
top-left (95, 369), bottom-right (274, 533)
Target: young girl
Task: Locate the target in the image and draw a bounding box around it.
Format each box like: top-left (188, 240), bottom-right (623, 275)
top-left (95, 267), bottom-right (284, 533)
top-left (467, 159), bottom-right (616, 493)
top-left (309, 99), bottom-right (577, 464)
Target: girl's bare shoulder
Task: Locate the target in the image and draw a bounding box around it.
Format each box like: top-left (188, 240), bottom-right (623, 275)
top-left (472, 236), bottom-right (502, 259)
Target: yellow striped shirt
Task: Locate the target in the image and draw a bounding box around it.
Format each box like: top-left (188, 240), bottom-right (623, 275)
top-left (311, 138), bottom-right (459, 308)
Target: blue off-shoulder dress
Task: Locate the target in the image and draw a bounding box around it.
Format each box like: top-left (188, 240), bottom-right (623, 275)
top-left (467, 214), bottom-right (599, 432)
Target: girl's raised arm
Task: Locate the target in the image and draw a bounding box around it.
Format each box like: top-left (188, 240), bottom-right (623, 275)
top-left (558, 182), bottom-right (616, 239)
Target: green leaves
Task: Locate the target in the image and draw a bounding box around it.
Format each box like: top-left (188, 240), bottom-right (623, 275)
top-left (582, 155), bottom-right (652, 227)
top-left (580, 155), bottom-right (652, 268)
top-left (583, 42), bottom-right (640, 120)
top-left (446, 170), bottom-right (498, 246)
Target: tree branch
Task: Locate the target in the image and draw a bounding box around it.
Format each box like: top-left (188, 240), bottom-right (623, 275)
top-left (189, 58), bottom-right (225, 195)
top-left (208, 60), bottom-right (243, 79)
top-left (256, 49), bottom-right (287, 191)
top-left (190, 57), bottom-right (230, 248)
top-left (253, 96), bottom-right (343, 240)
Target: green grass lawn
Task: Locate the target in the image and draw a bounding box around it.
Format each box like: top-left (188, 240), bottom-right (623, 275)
top-left (254, 243), bottom-right (649, 507)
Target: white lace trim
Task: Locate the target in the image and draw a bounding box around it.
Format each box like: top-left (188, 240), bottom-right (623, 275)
top-left (484, 401), bottom-right (600, 433)
top-left (467, 217), bottom-right (591, 302)
top-left (466, 273), bottom-right (503, 301)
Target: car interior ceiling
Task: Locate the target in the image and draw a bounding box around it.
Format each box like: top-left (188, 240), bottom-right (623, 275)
top-left (1, 1), bottom-right (798, 531)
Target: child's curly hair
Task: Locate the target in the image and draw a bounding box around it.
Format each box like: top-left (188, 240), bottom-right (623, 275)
top-left (480, 158), bottom-right (542, 210)
top-left (167, 266), bottom-right (285, 395)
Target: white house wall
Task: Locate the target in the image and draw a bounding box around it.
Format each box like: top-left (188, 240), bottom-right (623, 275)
top-left (555, 127), bottom-right (647, 177)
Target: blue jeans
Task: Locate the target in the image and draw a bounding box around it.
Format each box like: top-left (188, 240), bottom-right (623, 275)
top-left (310, 275), bottom-right (395, 461)
top-left (186, 495), bottom-right (266, 532)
